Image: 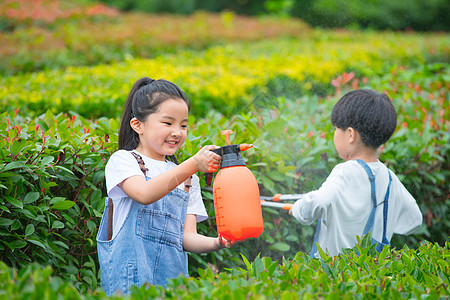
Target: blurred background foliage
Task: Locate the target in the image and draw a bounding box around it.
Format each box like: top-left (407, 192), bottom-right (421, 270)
top-left (98, 0), bottom-right (450, 31)
top-left (0, 0), bottom-right (448, 76)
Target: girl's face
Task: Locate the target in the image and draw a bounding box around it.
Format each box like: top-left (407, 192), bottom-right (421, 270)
top-left (134, 98), bottom-right (189, 161)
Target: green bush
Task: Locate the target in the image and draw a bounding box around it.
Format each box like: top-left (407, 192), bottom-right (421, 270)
top-left (1, 239), bottom-right (449, 298)
top-left (375, 63), bottom-right (450, 246)
top-left (0, 9), bottom-right (310, 76)
top-left (0, 110), bottom-right (118, 292)
top-left (2, 30), bottom-right (447, 120)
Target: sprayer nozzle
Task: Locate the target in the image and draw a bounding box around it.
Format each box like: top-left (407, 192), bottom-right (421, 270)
top-left (239, 144), bottom-right (253, 151)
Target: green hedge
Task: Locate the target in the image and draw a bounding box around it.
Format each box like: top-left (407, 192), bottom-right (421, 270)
top-left (0, 7), bottom-right (310, 76)
top-left (2, 30), bottom-right (447, 120)
top-left (1, 239), bottom-right (449, 298)
top-left (0, 110), bottom-right (117, 292)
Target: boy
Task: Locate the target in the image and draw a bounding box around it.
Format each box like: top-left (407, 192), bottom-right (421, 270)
top-left (290, 89), bottom-right (422, 257)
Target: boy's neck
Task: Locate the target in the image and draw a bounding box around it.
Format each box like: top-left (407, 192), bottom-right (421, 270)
top-left (346, 146), bottom-right (379, 163)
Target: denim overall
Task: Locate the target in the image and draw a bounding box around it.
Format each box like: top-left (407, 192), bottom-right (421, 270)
top-left (310, 159), bottom-right (392, 257)
top-left (96, 155), bottom-right (189, 296)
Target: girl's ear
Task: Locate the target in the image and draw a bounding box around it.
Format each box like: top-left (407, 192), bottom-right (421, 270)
top-left (130, 117), bottom-right (143, 135)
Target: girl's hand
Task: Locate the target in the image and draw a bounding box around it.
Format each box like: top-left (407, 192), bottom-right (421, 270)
top-left (193, 145), bottom-right (221, 173)
top-left (215, 236), bottom-right (233, 250)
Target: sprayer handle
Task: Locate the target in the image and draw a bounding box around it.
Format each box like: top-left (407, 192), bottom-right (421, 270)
top-left (219, 234), bottom-right (236, 246)
top-left (205, 148), bottom-right (223, 186)
top-left (210, 148), bottom-right (223, 155)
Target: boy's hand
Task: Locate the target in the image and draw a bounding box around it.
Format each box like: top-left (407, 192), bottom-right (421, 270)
top-left (193, 145), bottom-right (221, 173)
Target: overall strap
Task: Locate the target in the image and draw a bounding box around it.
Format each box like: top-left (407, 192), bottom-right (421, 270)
top-left (356, 159), bottom-right (391, 244)
top-left (107, 151), bottom-right (192, 240)
top-left (130, 151), bottom-right (192, 192)
top-left (130, 151), bottom-right (149, 175)
top-left (309, 219), bottom-right (321, 257)
top-left (356, 159), bottom-right (377, 235)
top-left (107, 152), bottom-right (150, 241)
top-left (107, 198), bottom-right (114, 240)
top-left (382, 170), bottom-right (392, 244)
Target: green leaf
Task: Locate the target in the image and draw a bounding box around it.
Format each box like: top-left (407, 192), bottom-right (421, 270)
top-left (271, 242), bottom-right (291, 252)
top-left (11, 219), bottom-right (21, 231)
top-left (261, 176), bottom-right (275, 192)
top-left (25, 224), bottom-right (35, 237)
top-left (54, 165), bottom-right (75, 175)
top-left (317, 244), bottom-right (332, 263)
top-left (52, 221), bottom-right (64, 229)
top-left (9, 240), bottom-right (27, 250)
top-left (49, 197), bottom-right (66, 205)
top-left (27, 238), bottom-right (47, 250)
top-left (241, 253), bottom-right (252, 272)
top-left (0, 161), bottom-right (24, 172)
top-left (379, 242), bottom-right (390, 261)
top-left (20, 207), bottom-right (38, 220)
top-left (0, 217), bottom-right (14, 227)
top-left (86, 220), bottom-right (96, 232)
top-left (51, 200), bottom-right (75, 210)
top-left (10, 140), bottom-right (30, 156)
top-left (5, 196), bottom-right (23, 209)
top-left (23, 192), bottom-right (40, 204)
top-left (40, 156), bottom-right (54, 166)
top-left (52, 240), bottom-right (69, 250)
top-left (92, 170), bottom-right (105, 184)
top-left (0, 205), bottom-right (10, 213)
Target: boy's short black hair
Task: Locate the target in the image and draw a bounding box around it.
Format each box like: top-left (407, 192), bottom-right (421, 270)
top-left (331, 89), bottom-right (397, 149)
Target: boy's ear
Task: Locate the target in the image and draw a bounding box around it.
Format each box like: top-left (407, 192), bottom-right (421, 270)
top-left (130, 117), bottom-right (143, 135)
top-left (347, 127), bottom-right (358, 143)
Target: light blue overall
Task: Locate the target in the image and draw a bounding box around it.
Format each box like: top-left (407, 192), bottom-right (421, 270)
top-left (96, 176), bottom-right (189, 296)
top-left (310, 159), bottom-right (392, 257)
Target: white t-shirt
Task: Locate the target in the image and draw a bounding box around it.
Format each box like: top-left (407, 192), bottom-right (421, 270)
top-left (291, 160), bottom-right (422, 257)
top-left (105, 149), bottom-right (208, 239)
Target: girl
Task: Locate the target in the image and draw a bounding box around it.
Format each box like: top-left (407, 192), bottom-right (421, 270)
top-left (96, 77), bottom-right (230, 296)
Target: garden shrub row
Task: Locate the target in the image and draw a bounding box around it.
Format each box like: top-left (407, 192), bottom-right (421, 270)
top-left (0, 1), bottom-right (310, 76)
top-left (1, 30), bottom-right (448, 120)
top-left (0, 110), bottom-right (116, 292)
top-left (0, 62), bottom-right (448, 292)
top-left (1, 239), bottom-right (448, 298)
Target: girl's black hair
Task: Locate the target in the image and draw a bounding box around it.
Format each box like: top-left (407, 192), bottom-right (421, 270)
top-left (331, 89), bottom-right (397, 149)
top-left (118, 77), bottom-right (190, 163)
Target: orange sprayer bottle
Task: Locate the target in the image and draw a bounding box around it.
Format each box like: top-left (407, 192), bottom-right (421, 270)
top-left (206, 130), bottom-right (263, 242)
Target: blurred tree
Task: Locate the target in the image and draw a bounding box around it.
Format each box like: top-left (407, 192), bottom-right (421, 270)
top-left (290, 0), bottom-right (450, 31)
top-left (99, 0), bottom-right (449, 31)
